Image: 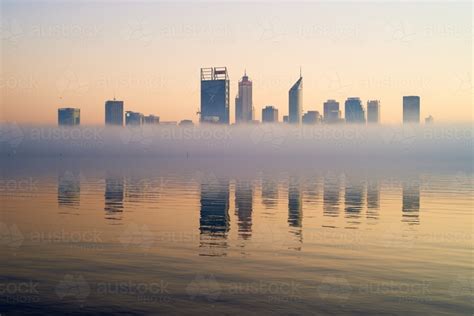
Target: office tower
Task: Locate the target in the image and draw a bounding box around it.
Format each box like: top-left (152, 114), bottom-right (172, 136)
top-left (262, 106), bottom-right (279, 123)
top-left (143, 115), bottom-right (160, 125)
top-left (105, 99), bottom-right (124, 126)
top-left (344, 97), bottom-right (366, 124)
top-left (302, 111), bottom-right (321, 124)
top-left (323, 99), bottom-right (341, 124)
top-left (283, 115), bottom-right (289, 123)
top-left (125, 111), bottom-right (144, 126)
top-left (288, 71), bottom-right (303, 124)
top-left (200, 67), bottom-right (230, 124)
top-left (403, 96), bottom-right (420, 124)
top-left (58, 108), bottom-right (80, 126)
top-left (235, 71), bottom-right (253, 123)
top-left (367, 100), bottom-right (381, 124)
top-left (425, 115), bottom-right (434, 124)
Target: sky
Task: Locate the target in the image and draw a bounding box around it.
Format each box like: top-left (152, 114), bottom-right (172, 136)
top-left (1, 0), bottom-right (472, 124)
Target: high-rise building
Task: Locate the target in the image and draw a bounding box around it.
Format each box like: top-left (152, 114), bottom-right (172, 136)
top-left (302, 111), bottom-right (321, 124)
top-left (403, 96), bottom-right (420, 124)
top-left (235, 71), bottom-right (253, 123)
top-left (105, 99), bottom-right (124, 126)
top-left (425, 115), bottom-right (434, 124)
top-left (283, 115), bottom-right (289, 123)
top-left (344, 97), bottom-right (366, 124)
top-left (323, 99), bottom-right (340, 124)
top-left (143, 115), bottom-right (160, 125)
top-left (367, 100), bottom-right (381, 124)
top-left (288, 71), bottom-right (303, 124)
top-left (58, 108), bottom-right (80, 126)
top-left (125, 111), bottom-right (144, 126)
top-left (200, 67), bottom-right (230, 124)
top-left (262, 106), bottom-right (279, 123)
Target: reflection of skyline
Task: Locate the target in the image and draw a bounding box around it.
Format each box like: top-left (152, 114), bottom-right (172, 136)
top-left (58, 171), bottom-right (80, 208)
top-left (344, 178), bottom-right (364, 228)
top-left (366, 179), bottom-right (380, 221)
top-left (199, 178), bottom-right (230, 256)
top-left (235, 180), bottom-right (253, 240)
top-left (261, 177), bottom-right (278, 209)
top-left (323, 174), bottom-right (341, 219)
top-left (402, 180), bottom-right (420, 225)
top-left (104, 177), bottom-right (124, 221)
top-left (288, 177), bottom-right (303, 248)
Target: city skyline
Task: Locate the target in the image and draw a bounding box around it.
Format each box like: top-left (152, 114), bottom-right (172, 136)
top-left (1, 2), bottom-right (471, 124)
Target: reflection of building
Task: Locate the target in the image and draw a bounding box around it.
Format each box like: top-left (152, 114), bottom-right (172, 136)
top-left (323, 175), bottom-right (340, 218)
top-left (105, 99), bottom-right (124, 126)
top-left (200, 178), bottom-right (230, 256)
top-left (402, 181), bottom-right (420, 225)
top-left (105, 177), bottom-right (124, 220)
top-left (262, 106), bottom-right (279, 123)
top-left (58, 171), bottom-right (80, 207)
top-left (235, 72), bottom-right (253, 123)
top-left (262, 177), bottom-right (278, 209)
top-left (302, 111), bottom-right (321, 124)
top-left (323, 99), bottom-right (341, 124)
top-left (288, 177), bottom-right (303, 248)
top-left (344, 178), bottom-right (365, 227)
top-left (288, 73), bottom-right (303, 124)
top-left (345, 97), bottom-right (366, 124)
top-left (58, 108), bottom-right (80, 126)
top-left (367, 100), bottom-right (380, 124)
top-left (235, 180), bottom-right (253, 240)
top-left (403, 96), bottom-right (420, 124)
top-left (366, 179), bottom-right (380, 220)
top-left (125, 111), bottom-right (144, 126)
top-left (200, 67), bottom-right (230, 124)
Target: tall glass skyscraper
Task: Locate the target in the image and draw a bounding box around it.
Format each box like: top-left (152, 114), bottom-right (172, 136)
top-left (344, 97), bottom-right (366, 124)
top-left (403, 96), bottom-right (420, 124)
top-left (367, 100), bottom-right (381, 124)
top-left (105, 99), bottom-right (124, 126)
top-left (288, 72), bottom-right (303, 124)
top-left (323, 99), bottom-right (341, 124)
top-left (200, 67), bottom-right (230, 124)
top-left (235, 71), bottom-right (253, 123)
top-left (58, 108), bottom-right (80, 126)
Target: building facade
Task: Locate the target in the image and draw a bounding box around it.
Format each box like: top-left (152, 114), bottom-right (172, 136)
top-left (288, 74), bottom-right (303, 124)
top-left (200, 67), bottom-right (230, 124)
top-left (262, 106), bottom-right (279, 123)
top-left (105, 99), bottom-right (124, 126)
top-left (143, 115), bottom-right (160, 125)
top-left (125, 111), bottom-right (144, 126)
top-left (302, 111), bottom-right (321, 124)
top-left (367, 100), bottom-right (381, 124)
top-left (345, 97), bottom-right (366, 124)
top-left (323, 100), bottom-right (341, 124)
top-left (235, 72), bottom-right (253, 123)
top-left (58, 108), bottom-right (80, 126)
top-left (403, 96), bottom-right (420, 124)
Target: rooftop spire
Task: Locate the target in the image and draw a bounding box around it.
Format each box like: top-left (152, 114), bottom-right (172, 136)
top-left (300, 66), bottom-right (302, 78)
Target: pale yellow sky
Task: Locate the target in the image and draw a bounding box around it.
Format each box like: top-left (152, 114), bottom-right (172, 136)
top-left (1, 1), bottom-right (472, 124)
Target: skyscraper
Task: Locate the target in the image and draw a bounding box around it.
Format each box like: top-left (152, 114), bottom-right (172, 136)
top-left (200, 67), bottom-right (230, 124)
top-left (262, 106), bottom-right (279, 123)
top-left (58, 108), bottom-right (80, 126)
top-left (235, 71), bottom-right (253, 123)
top-left (367, 100), bottom-right (381, 124)
top-left (403, 96), bottom-right (420, 124)
top-left (323, 99), bottom-right (341, 124)
top-left (344, 97), bottom-right (366, 124)
top-left (143, 115), bottom-right (160, 125)
top-left (288, 71), bottom-right (303, 124)
top-left (105, 99), bottom-right (124, 126)
top-left (302, 111), bottom-right (321, 124)
top-left (125, 111), bottom-right (144, 126)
